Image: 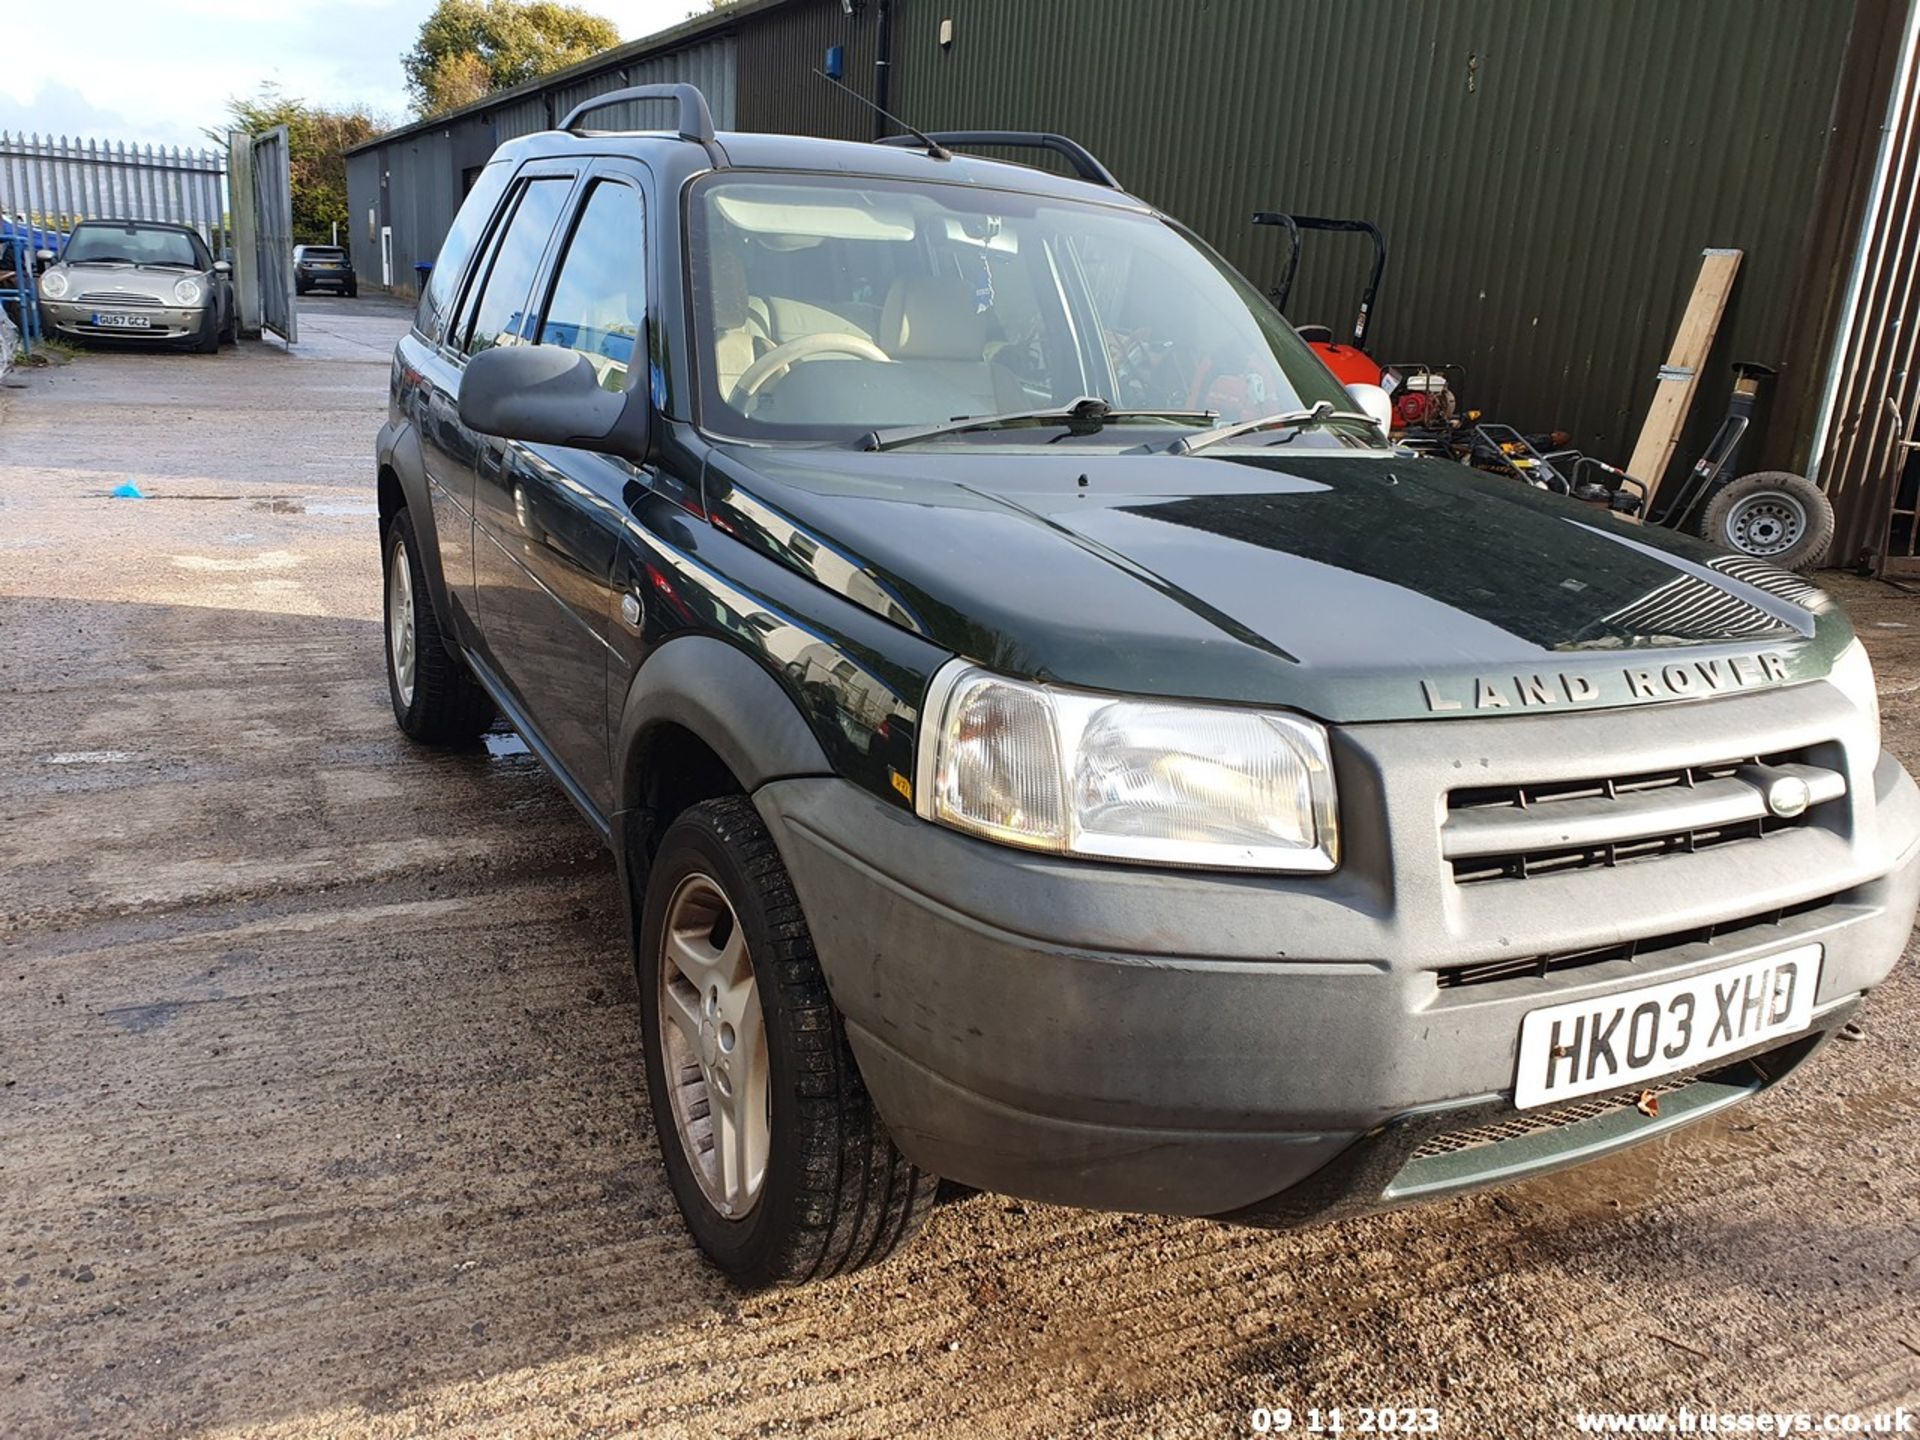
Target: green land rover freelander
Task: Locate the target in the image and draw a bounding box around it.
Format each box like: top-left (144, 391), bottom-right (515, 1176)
top-left (371, 87), bottom-right (1920, 1287)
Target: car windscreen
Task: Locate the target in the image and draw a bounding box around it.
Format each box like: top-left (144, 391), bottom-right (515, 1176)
top-left (686, 172), bottom-right (1354, 445)
top-left (64, 224), bottom-right (207, 269)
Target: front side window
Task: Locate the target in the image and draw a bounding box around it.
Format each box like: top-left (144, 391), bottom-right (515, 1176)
top-left (65, 224), bottom-right (207, 269)
top-left (536, 180), bottom-right (646, 393)
top-left (460, 178), bottom-right (571, 359)
top-left (686, 173), bottom-right (1351, 445)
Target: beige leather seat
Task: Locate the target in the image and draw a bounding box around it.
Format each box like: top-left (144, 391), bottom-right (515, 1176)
top-left (881, 276), bottom-right (1018, 416)
top-left (707, 243), bottom-right (771, 402)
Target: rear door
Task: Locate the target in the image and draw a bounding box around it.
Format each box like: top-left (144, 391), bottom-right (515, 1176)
top-left (471, 163), bottom-right (653, 820)
top-left (405, 159), bottom-right (516, 643)
top-left (417, 163), bottom-right (573, 651)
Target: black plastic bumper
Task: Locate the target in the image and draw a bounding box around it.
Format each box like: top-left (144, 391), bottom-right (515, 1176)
top-left (752, 770), bottom-right (1920, 1219)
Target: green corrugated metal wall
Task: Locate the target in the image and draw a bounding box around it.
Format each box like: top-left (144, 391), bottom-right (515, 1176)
top-left (840, 0), bottom-right (1881, 485)
top-left (736, 0), bottom-right (882, 140)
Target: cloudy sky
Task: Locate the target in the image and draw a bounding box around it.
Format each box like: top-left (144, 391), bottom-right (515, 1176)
top-left (3, 0), bottom-right (705, 152)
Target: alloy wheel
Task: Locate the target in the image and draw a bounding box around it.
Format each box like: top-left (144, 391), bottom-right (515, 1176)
top-left (657, 871), bottom-right (770, 1218)
top-left (387, 539), bottom-right (416, 707)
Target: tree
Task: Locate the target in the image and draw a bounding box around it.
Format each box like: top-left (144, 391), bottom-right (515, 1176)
top-left (212, 87), bottom-right (385, 245)
top-left (404, 0), bottom-right (622, 117)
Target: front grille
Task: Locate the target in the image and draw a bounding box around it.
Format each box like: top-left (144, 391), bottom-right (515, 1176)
top-left (1445, 747), bottom-right (1844, 884)
top-left (1410, 1077), bottom-right (1693, 1159)
top-left (1435, 892), bottom-right (1837, 989)
top-left (76, 289), bottom-right (163, 307)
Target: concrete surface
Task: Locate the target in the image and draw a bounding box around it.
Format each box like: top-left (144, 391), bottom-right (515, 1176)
top-left (2, 297), bottom-right (1917, 1438)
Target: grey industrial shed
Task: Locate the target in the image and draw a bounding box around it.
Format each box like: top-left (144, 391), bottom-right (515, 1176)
top-left (346, 0), bottom-right (1920, 570)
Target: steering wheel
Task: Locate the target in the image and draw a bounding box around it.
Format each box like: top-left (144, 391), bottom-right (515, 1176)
top-left (732, 333), bottom-right (891, 402)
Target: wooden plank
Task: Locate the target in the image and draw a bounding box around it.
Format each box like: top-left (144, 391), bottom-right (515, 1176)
top-left (1626, 248), bottom-right (1743, 515)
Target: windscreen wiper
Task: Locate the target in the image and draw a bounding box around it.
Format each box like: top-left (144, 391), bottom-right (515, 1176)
top-left (1168, 399), bottom-right (1384, 455)
top-left (71, 256), bottom-right (133, 266)
top-left (859, 396), bottom-right (1216, 452)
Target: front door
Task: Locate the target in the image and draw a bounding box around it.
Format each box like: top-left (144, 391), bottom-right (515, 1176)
top-left (470, 169), bottom-right (650, 821)
top-left (380, 226), bottom-right (393, 289)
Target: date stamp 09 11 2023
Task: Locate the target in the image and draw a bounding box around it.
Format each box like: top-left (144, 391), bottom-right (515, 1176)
top-left (1249, 1407), bottom-right (1443, 1434)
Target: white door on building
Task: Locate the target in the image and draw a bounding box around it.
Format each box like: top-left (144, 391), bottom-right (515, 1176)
top-left (380, 226), bottom-right (394, 288)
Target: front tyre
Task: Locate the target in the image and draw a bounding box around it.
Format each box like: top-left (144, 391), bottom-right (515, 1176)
top-left (192, 307), bottom-right (220, 354)
top-left (638, 797), bottom-right (937, 1288)
top-left (382, 507), bottom-right (495, 744)
top-left (1698, 471), bottom-right (1835, 571)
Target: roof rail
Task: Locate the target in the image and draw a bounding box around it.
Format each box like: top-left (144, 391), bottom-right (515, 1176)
top-left (876, 130), bottom-right (1123, 190)
top-left (559, 84), bottom-right (726, 165)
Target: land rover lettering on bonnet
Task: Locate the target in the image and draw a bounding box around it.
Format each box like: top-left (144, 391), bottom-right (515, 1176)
top-left (1421, 651), bottom-right (1792, 712)
top-left (370, 85), bottom-right (1920, 1287)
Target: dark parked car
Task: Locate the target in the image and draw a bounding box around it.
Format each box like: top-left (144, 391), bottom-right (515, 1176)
top-left (374, 86), bottom-right (1920, 1288)
top-left (37, 219), bottom-right (236, 351)
top-left (294, 244), bottom-right (356, 296)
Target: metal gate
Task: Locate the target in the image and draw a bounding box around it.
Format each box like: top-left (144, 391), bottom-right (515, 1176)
top-left (0, 132), bottom-right (229, 250)
top-left (1813, 0), bottom-right (1920, 573)
top-left (250, 125), bottom-right (296, 344)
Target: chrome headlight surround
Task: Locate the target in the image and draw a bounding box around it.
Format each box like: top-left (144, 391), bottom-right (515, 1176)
top-left (172, 276), bottom-right (204, 307)
top-left (1827, 637), bottom-right (1881, 758)
top-left (39, 268), bottom-right (69, 300)
top-left (913, 661), bottom-right (1340, 872)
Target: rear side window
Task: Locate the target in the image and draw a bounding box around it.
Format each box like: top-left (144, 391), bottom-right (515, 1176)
top-left (461, 178), bottom-right (571, 358)
top-left (536, 181), bottom-right (646, 393)
top-left (415, 161), bottom-right (513, 342)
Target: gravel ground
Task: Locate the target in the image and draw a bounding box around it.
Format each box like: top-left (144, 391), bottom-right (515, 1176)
top-left (2, 300), bottom-right (1917, 1438)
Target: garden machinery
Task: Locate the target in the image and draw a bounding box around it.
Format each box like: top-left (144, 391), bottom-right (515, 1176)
top-left (1253, 210), bottom-right (1836, 569)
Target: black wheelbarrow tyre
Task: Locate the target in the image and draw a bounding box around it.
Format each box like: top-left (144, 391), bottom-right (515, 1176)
top-left (1697, 471), bottom-right (1835, 572)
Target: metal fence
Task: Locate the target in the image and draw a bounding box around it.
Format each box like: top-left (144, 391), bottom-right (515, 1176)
top-left (250, 126), bottom-right (295, 344)
top-left (0, 133), bottom-right (230, 253)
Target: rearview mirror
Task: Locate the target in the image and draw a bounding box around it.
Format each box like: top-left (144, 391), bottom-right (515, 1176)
top-left (1346, 382), bottom-right (1394, 438)
top-left (35, 248), bottom-right (56, 263)
top-left (459, 343), bottom-right (652, 462)
top-left (213, 260), bottom-right (231, 275)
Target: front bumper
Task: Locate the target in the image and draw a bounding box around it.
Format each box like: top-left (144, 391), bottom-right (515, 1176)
top-left (42, 299), bottom-right (209, 342)
top-left (755, 683), bottom-right (1920, 1220)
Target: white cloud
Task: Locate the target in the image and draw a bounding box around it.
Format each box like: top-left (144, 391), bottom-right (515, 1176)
top-left (1, 0), bottom-right (704, 150)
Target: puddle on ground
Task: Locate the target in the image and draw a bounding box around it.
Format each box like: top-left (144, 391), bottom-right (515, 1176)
top-left (252, 497), bottom-right (379, 517)
top-left (483, 731), bottom-right (530, 759)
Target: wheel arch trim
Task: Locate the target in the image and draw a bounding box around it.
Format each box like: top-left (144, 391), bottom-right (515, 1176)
top-left (614, 635), bottom-right (834, 816)
top-left (377, 419), bottom-right (456, 633)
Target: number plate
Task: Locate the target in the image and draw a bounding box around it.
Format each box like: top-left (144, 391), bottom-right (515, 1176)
top-left (1513, 944), bottom-right (1822, 1109)
top-left (90, 313), bottom-right (152, 329)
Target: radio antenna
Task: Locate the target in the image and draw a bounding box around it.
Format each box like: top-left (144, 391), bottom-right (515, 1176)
top-left (812, 68), bottom-right (951, 161)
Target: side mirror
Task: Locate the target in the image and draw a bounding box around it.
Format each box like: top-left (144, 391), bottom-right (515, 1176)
top-left (213, 260), bottom-right (231, 275)
top-left (35, 248), bottom-right (56, 263)
top-left (459, 343), bottom-right (652, 462)
top-left (1346, 382), bottom-right (1394, 438)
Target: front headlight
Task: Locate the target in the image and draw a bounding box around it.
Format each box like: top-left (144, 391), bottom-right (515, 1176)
top-left (39, 269), bottom-right (69, 300)
top-left (914, 662), bottom-right (1339, 872)
top-left (173, 277), bottom-right (203, 306)
top-left (1827, 637), bottom-right (1881, 757)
